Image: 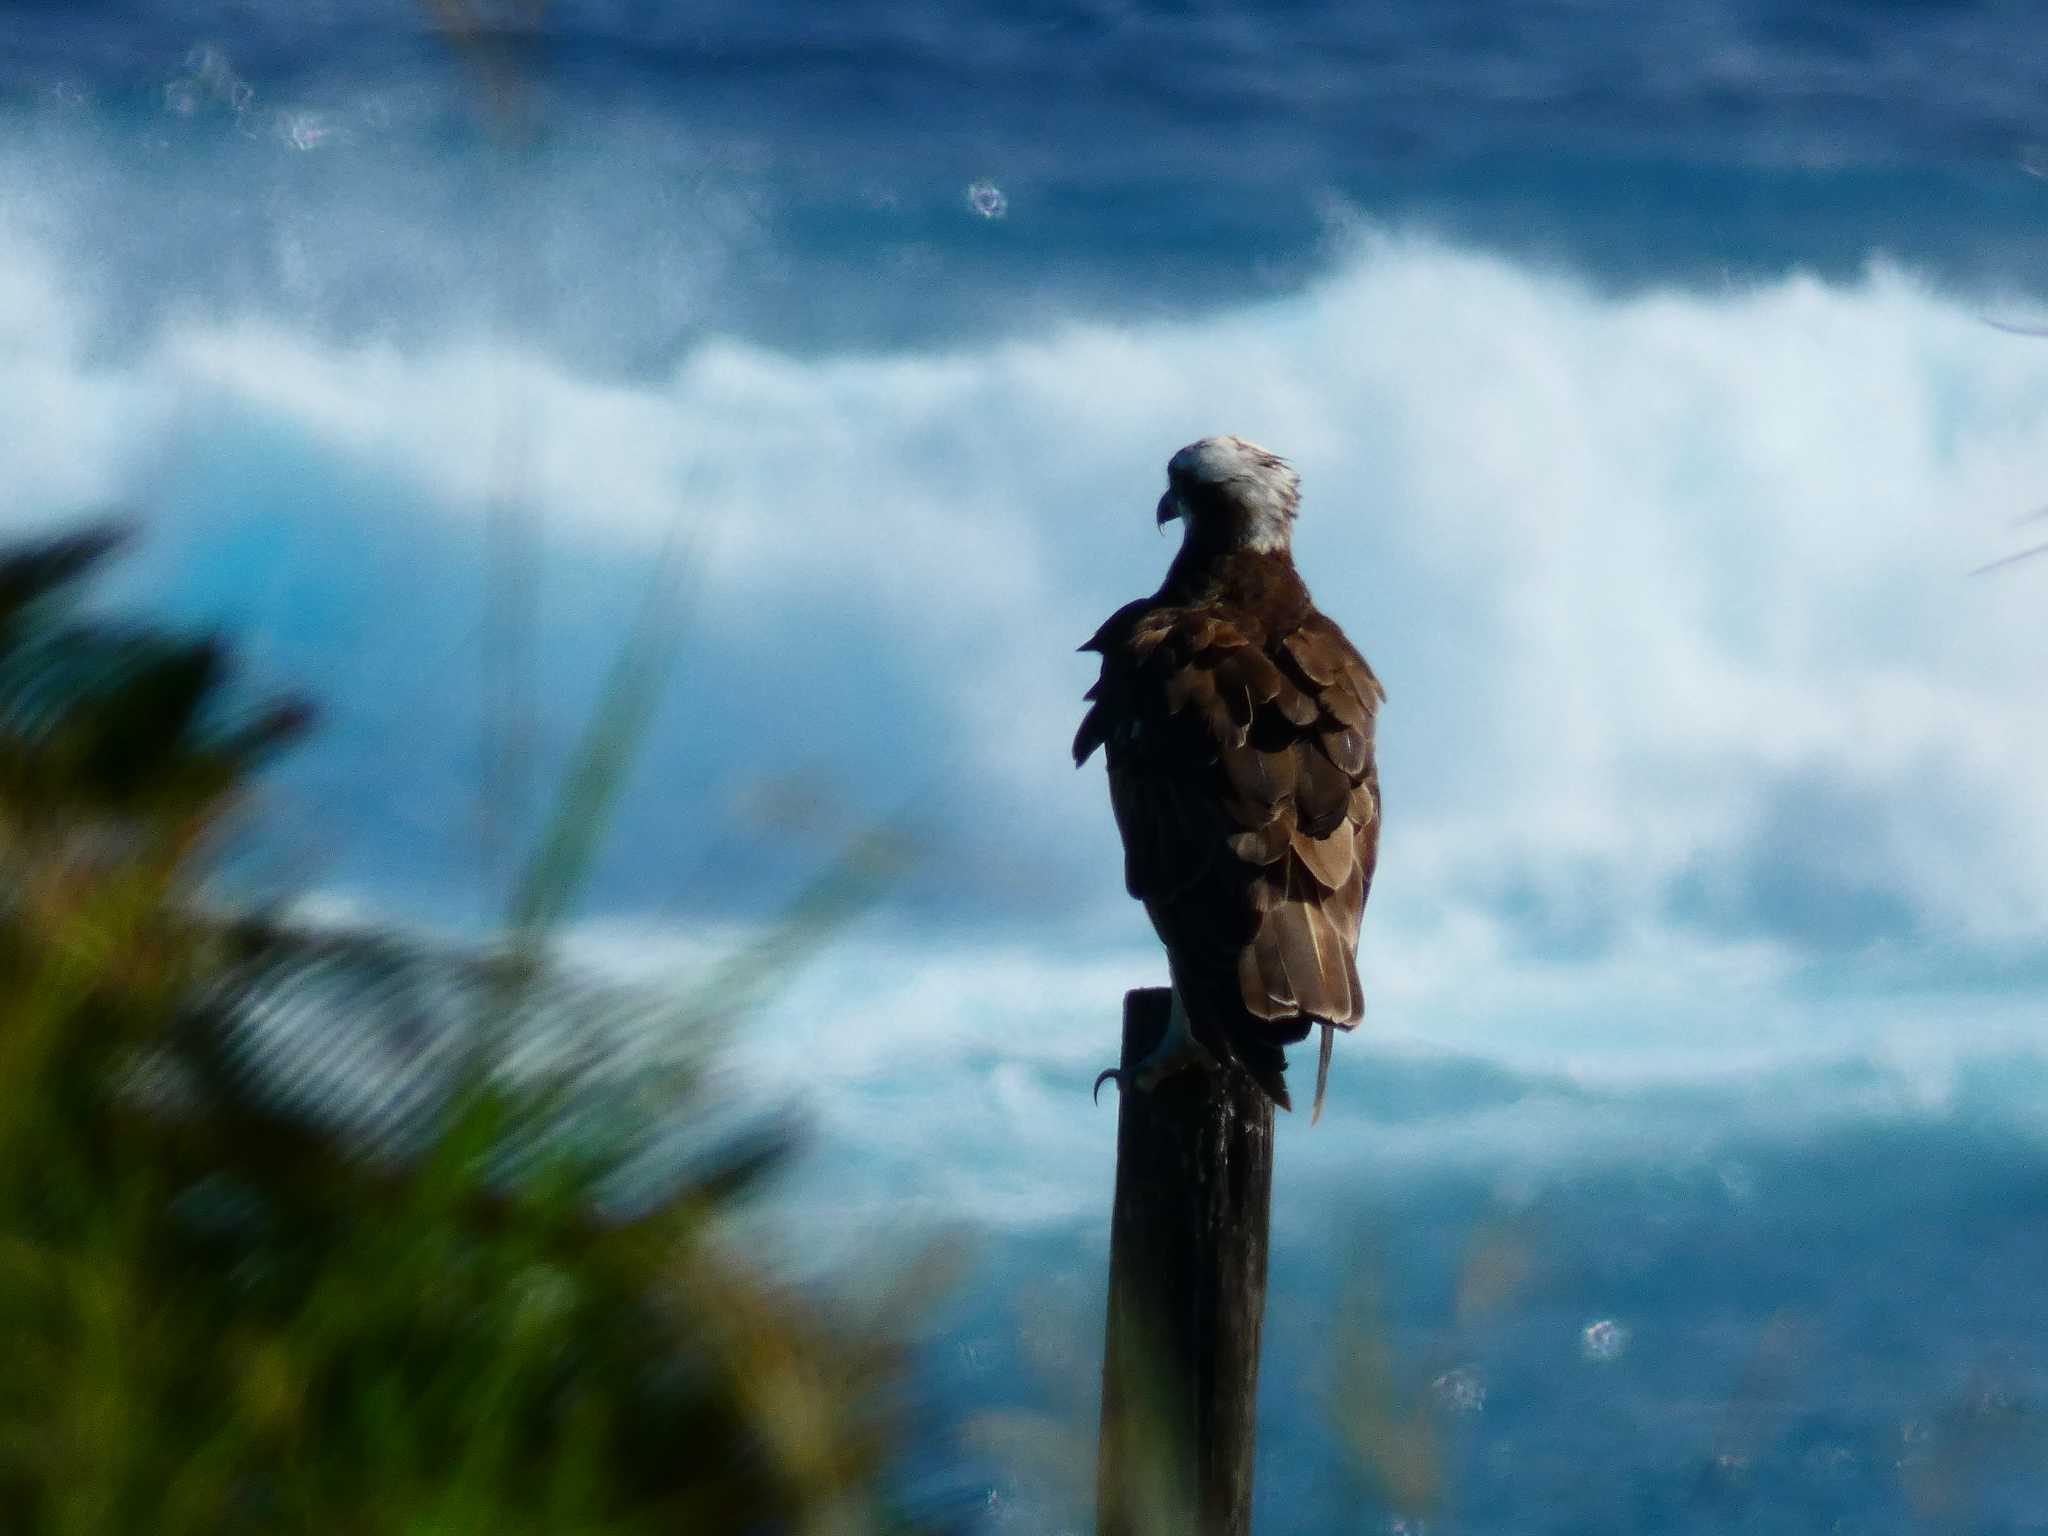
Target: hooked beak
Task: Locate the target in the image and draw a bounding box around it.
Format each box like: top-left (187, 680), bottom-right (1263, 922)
top-left (1156, 491), bottom-right (1183, 527)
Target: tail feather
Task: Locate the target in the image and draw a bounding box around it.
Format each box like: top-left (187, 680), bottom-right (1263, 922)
top-left (1310, 1021), bottom-right (1334, 1124)
top-left (1234, 1031), bottom-right (1293, 1111)
top-left (1181, 975), bottom-right (1309, 1114)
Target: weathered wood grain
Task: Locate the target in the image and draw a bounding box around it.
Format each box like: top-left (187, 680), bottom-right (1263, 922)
top-left (1097, 986), bottom-right (1275, 1536)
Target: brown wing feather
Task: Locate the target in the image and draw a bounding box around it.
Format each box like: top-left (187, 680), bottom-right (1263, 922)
top-left (1077, 583), bottom-right (1383, 1114)
top-left (1291, 821), bottom-right (1356, 890)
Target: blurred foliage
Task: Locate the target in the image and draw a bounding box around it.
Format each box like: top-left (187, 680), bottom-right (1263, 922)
top-left (1968, 503), bottom-right (2048, 576)
top-left (0, 522), bottom-right (929, 1534)
top-left (1329, 1221), bottom-right (1536, 1529)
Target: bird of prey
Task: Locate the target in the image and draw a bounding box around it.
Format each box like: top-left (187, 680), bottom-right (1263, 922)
top-left (1075, 436), bottom-right (1382, 1122)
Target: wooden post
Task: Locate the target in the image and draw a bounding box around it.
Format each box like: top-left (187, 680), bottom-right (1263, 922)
top-left (1097, 986), bottom-right (1275, 1536)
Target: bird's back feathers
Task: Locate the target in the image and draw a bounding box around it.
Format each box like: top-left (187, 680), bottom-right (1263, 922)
top-left (1077, 551), bottom-right (1381, 1117)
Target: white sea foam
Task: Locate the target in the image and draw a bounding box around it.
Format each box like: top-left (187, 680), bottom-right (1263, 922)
top-left (6, 168), bottom-right (2048, 1226)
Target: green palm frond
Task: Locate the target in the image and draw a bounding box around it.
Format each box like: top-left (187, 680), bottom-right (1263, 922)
top-left (0, 523), bottom-right (130, 628)
top-left (0, 519), bottom-right (934, 1534)
top-left (176, 914), bottom-right (798, 1217)
top-left (0, 523), bottom-right (312, 827)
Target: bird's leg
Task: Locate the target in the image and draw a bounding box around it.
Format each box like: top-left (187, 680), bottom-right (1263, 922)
top-left (1093, 988), bottom-right (1218, 1103)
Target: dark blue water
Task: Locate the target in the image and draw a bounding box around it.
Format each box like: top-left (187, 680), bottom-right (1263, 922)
top-left (863, 1047), bottom-right (2048, 1535)
top-left (6, 2), bottom-right (2047, 365)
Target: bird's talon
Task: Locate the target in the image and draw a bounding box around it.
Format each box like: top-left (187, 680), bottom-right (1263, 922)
top-left (1092, 1067), bottom-right (1124, 1104)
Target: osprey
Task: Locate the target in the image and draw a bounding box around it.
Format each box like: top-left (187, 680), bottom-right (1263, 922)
top-left (1075, 436), bottom-right (1383, 1121)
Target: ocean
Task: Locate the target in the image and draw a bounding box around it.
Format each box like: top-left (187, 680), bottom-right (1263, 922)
top-left (5, 2), bottom-right (2048, 1529)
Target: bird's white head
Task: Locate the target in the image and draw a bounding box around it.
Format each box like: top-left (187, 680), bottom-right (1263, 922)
top-left (1155, 435), bottom-right (1301, 554)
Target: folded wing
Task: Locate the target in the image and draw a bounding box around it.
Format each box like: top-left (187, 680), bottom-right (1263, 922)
top-left (1076, 602), bottom-right (1382, 1110)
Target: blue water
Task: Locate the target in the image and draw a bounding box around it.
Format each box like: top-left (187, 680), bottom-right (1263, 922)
top-left (6, 3), bottom-right (2048, 1530)
top-left (898, 1058), bottom-right (2048, 1533)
